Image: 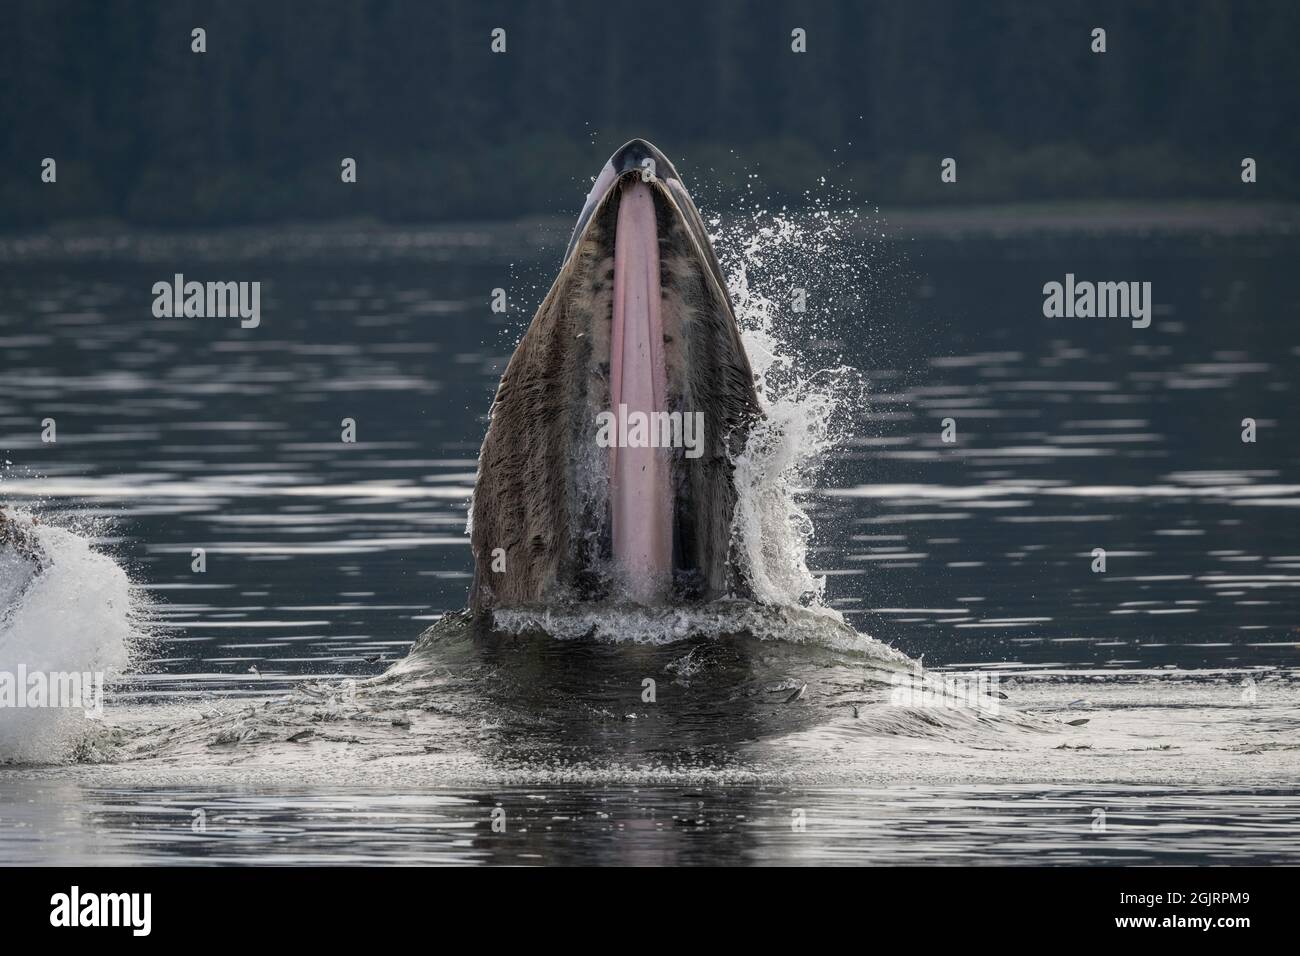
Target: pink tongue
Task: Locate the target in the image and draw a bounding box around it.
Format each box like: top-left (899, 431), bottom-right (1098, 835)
top-left (609, 179), bottom-right (671, 600)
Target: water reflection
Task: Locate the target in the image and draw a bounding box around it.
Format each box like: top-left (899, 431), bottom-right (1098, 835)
top-left (4, 781), bottom-right (1297, 866)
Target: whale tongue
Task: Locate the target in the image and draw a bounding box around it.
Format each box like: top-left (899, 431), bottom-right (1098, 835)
top-left (608, 178), bottom-right (672, 600)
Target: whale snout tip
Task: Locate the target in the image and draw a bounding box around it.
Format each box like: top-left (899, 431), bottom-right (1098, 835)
top-left (607, 138), bottom-right (680, 183)
top-left (565, 139), bottom-right (684, 264)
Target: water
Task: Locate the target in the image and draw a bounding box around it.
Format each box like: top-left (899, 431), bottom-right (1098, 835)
top-left (1, 210), bottom-right (1298, 864)
top-left (3, 783), bottom-right (1297, 866)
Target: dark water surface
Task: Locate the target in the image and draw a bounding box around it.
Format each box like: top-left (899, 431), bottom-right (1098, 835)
top-left (3, 220), bottom-right (1297, 681)
top-left (1, 214), bottom-right (1298, 864)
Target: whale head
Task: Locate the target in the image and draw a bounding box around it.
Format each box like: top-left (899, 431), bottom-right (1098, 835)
top-left (469, 139), bottom-right (761, 614)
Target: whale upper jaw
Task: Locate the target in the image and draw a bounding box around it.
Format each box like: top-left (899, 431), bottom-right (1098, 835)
top-left (564, 139), bottom-right (683, 263)
top-left (564, 140), bottom-right (732, 311)
top-left (468, 140), bottom-right (761, 615)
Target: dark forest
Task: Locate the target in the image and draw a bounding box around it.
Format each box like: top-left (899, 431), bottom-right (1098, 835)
top-left (3, 0), bottom-right (1295, 226)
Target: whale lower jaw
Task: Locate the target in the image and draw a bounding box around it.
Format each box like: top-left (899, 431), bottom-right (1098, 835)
top-left (468, 142), bottom-right (761, 615)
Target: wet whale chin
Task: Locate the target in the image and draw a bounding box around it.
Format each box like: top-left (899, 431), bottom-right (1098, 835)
top-left (469, 139), bottom-right (761, 615)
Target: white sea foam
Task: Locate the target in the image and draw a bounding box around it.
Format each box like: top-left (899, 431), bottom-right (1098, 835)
top-left (491, 600), bottom-right (908, 661)
top-left (0, 516), bottom-right (145, 763)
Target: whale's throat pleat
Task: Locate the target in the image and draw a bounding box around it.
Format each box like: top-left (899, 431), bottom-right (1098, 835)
top-left (609, 179), bottom-right (672, 599)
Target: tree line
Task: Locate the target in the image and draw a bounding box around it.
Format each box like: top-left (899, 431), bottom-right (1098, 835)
top-left (2, 0), bottom-right (1295, 226)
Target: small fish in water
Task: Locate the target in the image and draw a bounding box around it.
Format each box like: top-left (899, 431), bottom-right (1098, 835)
top-left (784, 683), bottom-right (807, 703)
top-left (363, 655), bottom-right (383, 665)
top-left (1066, 718), bottom-right (1090, 726)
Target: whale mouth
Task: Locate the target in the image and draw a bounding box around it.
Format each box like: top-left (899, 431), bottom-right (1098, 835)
top-left (581, 144), bottom-right (758, 605)
top-left (588, 146), bottom-right (716, 602)
top-left (469, 139), bottom-right (760, 613)
top-left (608, 177), bottom-right (672, 601)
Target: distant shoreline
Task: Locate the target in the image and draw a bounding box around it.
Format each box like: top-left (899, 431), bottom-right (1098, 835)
top-left (876, 201), bottom-right (1300, 239)
top-left (2, 201), bottom-right (1296, 264)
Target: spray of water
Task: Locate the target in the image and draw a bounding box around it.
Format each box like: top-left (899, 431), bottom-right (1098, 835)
top-left (0, 511), bottom-right (147, 763)
top-left (709, 202), bottom-right (874, 614)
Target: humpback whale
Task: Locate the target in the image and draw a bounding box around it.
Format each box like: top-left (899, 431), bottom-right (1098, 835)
top-left (470, 140), bottom-right (761, 614)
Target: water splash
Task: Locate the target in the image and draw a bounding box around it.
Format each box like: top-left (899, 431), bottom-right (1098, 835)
top-left (0, 513), bottom-right (147, 763)
top-left (491, 599), bottom-right (908, 657)
top-left (710, 204), bottom-right (873, 611)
